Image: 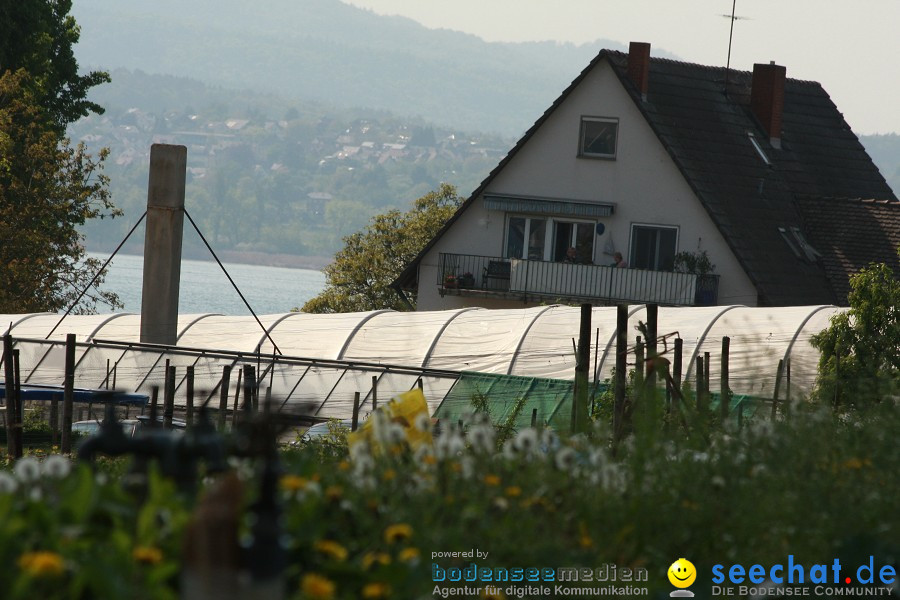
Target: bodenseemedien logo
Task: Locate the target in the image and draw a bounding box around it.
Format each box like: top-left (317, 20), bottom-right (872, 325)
top-left (668, 558), bottom-right (696, 597)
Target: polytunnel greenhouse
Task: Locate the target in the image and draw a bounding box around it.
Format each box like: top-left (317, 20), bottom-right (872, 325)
top-left (1, 305), bottom-right (845, 429)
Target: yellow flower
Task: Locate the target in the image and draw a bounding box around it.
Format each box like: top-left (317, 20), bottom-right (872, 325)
top-left (338, 460), bottom-right (351, 471)
top-left (398, 547), bottom-right (420, 563)
top-left (18, 551), bottom-right (64, 577)
top-left (504, 485), bottom-right (522, 497)
top-left (841, 457), bottom-right (870, 470)
top-left (132, 546), bottom-right (164, 565)
top-left (422, 454), bottom-right (437, 466)
top-left (325, 485), bottom-right (343, 501)
top-left (382, 468), bottom-right (396, 481)
top-left (483, 474), bottom-right (501, 486)
top-left (301, 573), bottom-right (336, 600)
top-left (362, 582), bottom-right (391, 599)
top-left (280, 475), bottom-right (309, 492)
top-left (362, 551), bottom-right (392, 570)
top-left (384, 523), bottom-right (413, 544)
top-left (314, 539), bottom-right (348, 562)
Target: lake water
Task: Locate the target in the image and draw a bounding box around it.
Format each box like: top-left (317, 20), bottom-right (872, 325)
top-left (88, 253), bottom-right (326, 315)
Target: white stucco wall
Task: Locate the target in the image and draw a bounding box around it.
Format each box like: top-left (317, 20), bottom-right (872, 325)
top-left (416, 58), bottom-right (757, 311)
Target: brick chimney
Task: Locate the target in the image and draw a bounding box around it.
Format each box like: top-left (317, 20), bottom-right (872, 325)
top-left (750, 61), bottom-right (786, 149)
top-left (627, 42), bottom-right (651, 99)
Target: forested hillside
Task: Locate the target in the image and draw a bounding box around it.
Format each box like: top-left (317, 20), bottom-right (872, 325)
top-left (71, 70), bottom-right (511, 259)
top-left (70, 0), bottom-right (614, 137)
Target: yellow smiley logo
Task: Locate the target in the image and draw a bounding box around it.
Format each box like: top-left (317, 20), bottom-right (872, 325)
top-left (668, 558), bottom-right (697, 588)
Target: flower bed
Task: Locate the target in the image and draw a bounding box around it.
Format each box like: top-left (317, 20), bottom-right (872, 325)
top-left (1, 404), bottom-right (898, 599)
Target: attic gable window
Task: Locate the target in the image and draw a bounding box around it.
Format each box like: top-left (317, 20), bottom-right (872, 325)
top-left (579, 117), bottom-right (618, 159)
top-left (748, 131), bottom-right (771, 165)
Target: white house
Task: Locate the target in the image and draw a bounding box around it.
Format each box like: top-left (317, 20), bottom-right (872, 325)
top-left (395, 42), bottom-right (898, 310)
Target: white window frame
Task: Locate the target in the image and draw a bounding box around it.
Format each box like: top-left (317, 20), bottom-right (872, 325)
top-left (578, 116), bottom-right (619, 159)
top-left (505, 214), bottom-right (597, 262)
top-left (629, 223), bottom-right (679, 271)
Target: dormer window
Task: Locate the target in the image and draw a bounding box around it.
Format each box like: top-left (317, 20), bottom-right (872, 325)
top-left (748, 131), bottom-right (771, 165)
top-left (579, 117), bottom-right (618, 159)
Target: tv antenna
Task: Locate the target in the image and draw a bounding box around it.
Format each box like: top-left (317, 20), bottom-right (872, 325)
top-left (721, 0), bottom-right (751, 95)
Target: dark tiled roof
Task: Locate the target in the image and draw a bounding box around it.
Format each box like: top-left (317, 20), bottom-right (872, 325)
top-left (794, 197), bottom-right (900, 304)
top-left (396, 49), bottom-right (897, 306)
top-left (604, 51), bottom-right (896, 305)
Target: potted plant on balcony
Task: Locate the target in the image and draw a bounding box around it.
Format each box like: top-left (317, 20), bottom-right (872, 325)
top-left (443, 274), bottom-right (458, 289)
top-left (458, 272), bottom-right (475, 289)
top-left (674, 250), bottom-right (717, 305)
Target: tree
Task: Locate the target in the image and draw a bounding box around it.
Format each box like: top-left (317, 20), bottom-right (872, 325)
top-left (302, 183), bottom-right (462, 313)
top-left (810, 250), bottom-right (900, 409)
top-left (0, 0), bottom-right (110, 129)
top-left (0, 70), bottom-right (121, 314)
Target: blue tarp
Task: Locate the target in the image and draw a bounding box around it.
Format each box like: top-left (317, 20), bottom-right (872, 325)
top-left (0, 382), bottom-right (148, 406)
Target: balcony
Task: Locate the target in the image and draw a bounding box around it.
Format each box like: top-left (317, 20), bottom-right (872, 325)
top-left (438, 253), bottom-right (719, 306)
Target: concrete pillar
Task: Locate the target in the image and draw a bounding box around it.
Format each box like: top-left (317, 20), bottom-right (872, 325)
top-left (140, 144), bottom-right (187, 346)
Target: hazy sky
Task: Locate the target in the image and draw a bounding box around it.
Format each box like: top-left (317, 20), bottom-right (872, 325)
top-left (342, 0), bottom-right (899, 135)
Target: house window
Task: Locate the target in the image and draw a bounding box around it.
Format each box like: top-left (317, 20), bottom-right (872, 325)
top-left (506, 216), bottom-right (596, 262)
top-left (630, 225), bottom-right (677, 270)
top-left (552, 221), bottom-right (595, 263)
top-left (579, 117), bottom-right (618, 159)
top-left (506, 216), bottom-right (547, 260)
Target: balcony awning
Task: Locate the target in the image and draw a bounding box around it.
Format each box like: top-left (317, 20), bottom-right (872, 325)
top-left (483, 194), bottom-right (614, 218)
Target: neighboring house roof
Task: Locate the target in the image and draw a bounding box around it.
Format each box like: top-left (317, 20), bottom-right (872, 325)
top-left (395, 47), bottom-right (897, 306)
top-left (794, 197), bottom-right (900, 303)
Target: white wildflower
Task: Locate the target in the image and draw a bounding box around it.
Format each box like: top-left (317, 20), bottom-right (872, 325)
top-left (42, 455), bottom-right (72, 479)
top-left (13, 457), bottom-right (41, 483)
top-left (502, 439), bottom-right (519, 461)
top-left (513, 428), bottom-right (539, 457)
top-left (554, 447), bottom-right (577, 472)
top-left (460, 455), bottom-right (475, 480)
top-left (711, 475), bottom-right (726, 489)
top-left (468, 424), bottom-right (495, 454)
top-left (352, 453), bottom-right (375, 478)
top-left (539, 429), bottom-right (559, 453)
top-left (435, 431), bottom-right (465, 460)
top-left (0, 471), bottom-right (18, 495)
top-left (412, 413), bottom-right (432, 434)
top-left (588, 448), bottom-right (608, 468)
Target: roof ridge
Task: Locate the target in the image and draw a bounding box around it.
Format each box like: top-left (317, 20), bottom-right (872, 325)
top-left (605, 48), bottom-right (823, 86)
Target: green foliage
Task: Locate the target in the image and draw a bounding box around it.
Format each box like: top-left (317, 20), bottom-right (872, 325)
top-left (810, 252), bottom-right (900, 409)
top-left (0, 70), bottom-right (121, 314)
top-left (673, 249), bottom-right (716, 275)
top-left (301, 184), bottom-right (462, 312)
top-left (0, 0), bottom-right (109, 130)
top-left (5, 407), bottom-right (899, 598)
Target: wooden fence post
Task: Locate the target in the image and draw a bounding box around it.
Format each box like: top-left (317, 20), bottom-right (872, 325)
top-left (646, 304), bottom-right (658, 391)
top-left (673, 337), bottom-right (683, 411)
top-left (3, 334), bottom-right (17, 457)
top-left (613, 305), bottom-right (628, 443)
top-left (218, 365), bottom-right (231, 431)
top-left (720, 336), bottom-right (730, 420)
top-left (186, 365), bottom-right (195, 425)
top-left (231, 368), bottom-right (242, 427)
top-left (772, 359), bottom-right (784, 420)
top-left (163, 362), bottom-right (175, 429)
top-left (12, 349), bottom-right (22, 457)
top-left (371, 375), bottom-right (378, 411)
top-left (352, 392), bottom-right (361, 432)
top-left (573, 303), bottom-right (591, 434)
top-left (61, 334), bottom-right (76, 454)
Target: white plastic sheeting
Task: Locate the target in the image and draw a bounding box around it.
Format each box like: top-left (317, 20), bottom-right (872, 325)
top-left (2, 305), bottom-right (845, 407)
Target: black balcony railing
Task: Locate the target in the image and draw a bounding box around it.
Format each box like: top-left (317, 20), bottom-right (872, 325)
top-left (438, 253), bottom-right (719, 306)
